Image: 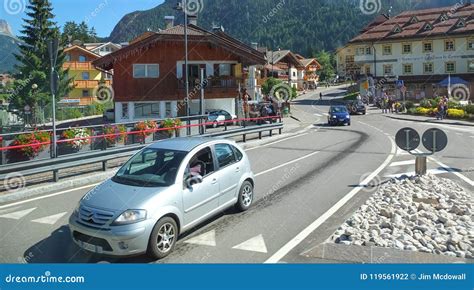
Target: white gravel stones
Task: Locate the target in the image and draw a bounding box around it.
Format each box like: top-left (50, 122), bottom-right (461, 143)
top-left (332, 174), bottom-right (473, 259)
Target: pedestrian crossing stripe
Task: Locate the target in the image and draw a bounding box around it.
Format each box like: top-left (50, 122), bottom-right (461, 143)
top-left (31, 212), bottom-right (68, 225)
top-left (0, 207), bottom-right (36, 220)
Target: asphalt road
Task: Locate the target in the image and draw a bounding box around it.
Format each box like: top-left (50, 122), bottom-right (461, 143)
top-left (0, 87), bottom-right (472, 264)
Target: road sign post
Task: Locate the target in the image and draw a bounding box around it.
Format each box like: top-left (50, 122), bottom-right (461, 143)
top-left (48, 39), bottom-right (59, 158)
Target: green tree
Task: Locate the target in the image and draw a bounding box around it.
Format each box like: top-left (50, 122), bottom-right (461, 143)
top-left (316, 50), bottom-right (335, 81)
top-left (62, 21), bottom-right (97, 44)
top-left (262, 78), bottom-right (297, 100)
top-left (12, 0), bottom-right (71, 123)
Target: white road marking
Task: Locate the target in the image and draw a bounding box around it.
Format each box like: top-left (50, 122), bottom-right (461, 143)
top-left (0, 183), bottom-right (100, 210)
top-left (232, 234), bottom-right (268, 253)
top-left (389, 159), bottom-right (428, 167)
top-left (264, 134), bottom-right (397, 264)
top-left (0, 207), bottom-right (36, 220)
top-left (31, 212), bottom-right (68, 225)
top-left (245, 133), bottom-right (309, 151)
top-left (396, 148), bottom-right (411, 156)
top-left (314, 113), bottom-right (323, 117)
top-left (184, 230), bottom-right (216, 247)
top-left (427, 157), bottom-right (474, 187)
top-left (255, 151), bottom-right (320, 177)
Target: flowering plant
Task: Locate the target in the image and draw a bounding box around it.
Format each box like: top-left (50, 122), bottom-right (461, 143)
top-left (11, 131), bottom-right (50, 158)
top-left (103, 125), bottom-right (127, 145)
top-left (61, 128), bottom-right (91, 150)
top-left (134, 120), bottom-right (158, 138)
top-left (159, 118), bottom-right (181, 137)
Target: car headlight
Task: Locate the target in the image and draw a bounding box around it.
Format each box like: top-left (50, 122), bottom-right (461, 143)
top-left (332, 115), bottom-right (337, 118)
top-left (112, 210), bottom-right (147, 225)
top-left (346, 115), bottom-right (350, 118)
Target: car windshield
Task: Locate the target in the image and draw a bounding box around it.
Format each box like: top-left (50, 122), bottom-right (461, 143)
top-left (113, 148), bottom-right (187, 187)
top-left (331, 107), bottom-right (348, 113)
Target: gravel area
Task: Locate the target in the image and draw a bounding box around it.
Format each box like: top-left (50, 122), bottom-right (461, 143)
top-left (331, 174), bottom-right (474, 259)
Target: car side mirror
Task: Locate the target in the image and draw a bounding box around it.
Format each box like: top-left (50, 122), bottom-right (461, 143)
top-left (185, 174), bottom-right (203, 188)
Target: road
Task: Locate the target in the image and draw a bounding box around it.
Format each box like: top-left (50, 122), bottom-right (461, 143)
top-left (0, 87), bottom-right (472, 264)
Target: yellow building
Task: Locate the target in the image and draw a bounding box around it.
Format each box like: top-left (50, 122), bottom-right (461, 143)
top-left (63, 45), bottom-right (111, 106)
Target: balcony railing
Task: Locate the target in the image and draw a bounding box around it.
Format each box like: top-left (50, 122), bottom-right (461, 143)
top-left (73, 80), bottom-right (111, 89)
top-left (63, 62), bottom-right (93, 71)
top-left (178, 77), bottom-right (239, 90)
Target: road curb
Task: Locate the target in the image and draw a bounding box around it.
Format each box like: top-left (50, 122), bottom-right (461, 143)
top-left (387, 115), bottom-right (474, 127)
top-left (0, 127), bottom-right (312, 206)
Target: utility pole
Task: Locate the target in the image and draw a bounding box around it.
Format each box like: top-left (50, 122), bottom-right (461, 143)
top-left (48, 39), bottom-right (59, 158)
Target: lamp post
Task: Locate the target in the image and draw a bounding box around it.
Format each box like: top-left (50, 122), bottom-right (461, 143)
top-left (175, 0), bottom-right (191, 135)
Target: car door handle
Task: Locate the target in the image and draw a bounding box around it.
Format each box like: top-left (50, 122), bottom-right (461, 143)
top-left (211, 178), bottom-right (217, 184)
top-left (235, 167), bottom-right (240, 172)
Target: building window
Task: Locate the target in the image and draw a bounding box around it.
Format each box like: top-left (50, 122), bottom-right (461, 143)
top-left (445, 40), bottom-right (455, 51)
top-left (82, 90), bottom-right (89, 97)
top-left (382, 45), bottom-right (392, 55)
top-left (218, 64), bottom-right (231, 76)
top-left (445, 62), bottom-right (456, 73)
top-left (423, 62), bottom-right (434, 74)
top-left (423, 41), bottom-right (433, 53)
top-left (468, 60), bottom-right (474, 72)
top-left (365, 66), bottom-right (371, 75)
top-left (134, 103), bottom-right (160, 118)
top-left (403, 64), bottom-right (413, 75)
top-left (79, 55), bottom-right (86, 62)
top-left (65, 54), bottom-right (71, 62)
top-left (82, 72), bottom-right (90, 80)
top-left (467, 39), bottom-right (474, 50)
top-left (402, 43), bottom-right (412, 54)
top-left (122, 103), bottom-right (129, 119)
top-left (133, 64), bottom-right (159, 78)
top-left (365, 47), bottom-right (372, 55)
top-left (104, 73), bottom-right (112, 80)
top-left (383, 65), bottom-right (393, 75)
top-left (165, 102), bottom-right (172, 118)
top-left (356, 47), bottom-right (365, 55)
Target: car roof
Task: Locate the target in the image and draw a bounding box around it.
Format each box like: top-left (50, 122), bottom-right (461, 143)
top-left (147, 137), bottom-right (228, 152)
top-left (330, 105), bottom-right (347, 108)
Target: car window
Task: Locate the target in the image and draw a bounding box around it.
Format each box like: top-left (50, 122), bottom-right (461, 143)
top-left (187, 147), bottom-right (215, 178)
top-left (215, 144), bottom-right (237, 168)
top-left (331, 107), bottom-right (348, 113)
top-left (114, 148), bottom-right (187, 187)
top-left (231, 145), bottom-right (243, 162)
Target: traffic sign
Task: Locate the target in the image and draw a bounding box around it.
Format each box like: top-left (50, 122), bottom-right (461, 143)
top-left (395, 127), bottom-right (420, 152)
top-left (396, 80), bottom-right (404, 88)
top-left (422, 128), bottom-right (448, 153)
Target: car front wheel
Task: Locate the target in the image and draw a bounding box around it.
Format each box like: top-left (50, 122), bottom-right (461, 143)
top-left (147, 217), bottom-right (178, 259)
top-left (235, 181), bottom-right (254, 212)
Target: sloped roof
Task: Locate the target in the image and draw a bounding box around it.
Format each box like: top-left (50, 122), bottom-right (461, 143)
top-left (64, 45), bottom-right (101, 59)
top-left (300, 58), bottom-right (322, 69)
top-left (265, 50), bottom-right (304, 68)
top-left (350, 3), bottom-right (474, 43)
top-left (93, 24), bottom-right (265, 70)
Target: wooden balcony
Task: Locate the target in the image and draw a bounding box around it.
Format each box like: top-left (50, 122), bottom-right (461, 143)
top-left (63, 62), bottom-right (94, 71)
top-left (73, 80), bottom-right (111, 89)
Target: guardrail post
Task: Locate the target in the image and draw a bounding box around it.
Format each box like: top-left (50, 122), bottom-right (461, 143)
top-left (0, 137), bottom-right (5, 165)
top-left (269, 130), bottom-right (273, 137)
top-left (102, 160), bottom-right (107, 171)
top-left (243, 134), bottom-right (246, 143)
top-left (53, 170), bottom-right (59, 182)
top-left (224, 122), bottom-right (228, 131)
top-left (279, 127), bottom-right (282, 135)
top-left (259, 132), bottom-right (262, 139)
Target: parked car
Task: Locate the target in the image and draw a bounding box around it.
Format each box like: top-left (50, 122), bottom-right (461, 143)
top-left (346, 100), bottom-right (367, 115)
top-left (328, 105), bottom-right (351, 126)
top-left (69, 137), bottom-right (255, 259)
top-left (206, 109), bottom-right (237, 128)
top-left (103, 109), bottom-right (115, 122)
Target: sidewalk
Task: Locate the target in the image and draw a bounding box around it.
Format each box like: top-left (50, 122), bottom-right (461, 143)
top-left (386, 114), bottom-right (474, 127)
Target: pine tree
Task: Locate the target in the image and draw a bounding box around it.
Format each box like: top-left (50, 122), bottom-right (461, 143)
top-left (12, 0), bottom-right (71, 123)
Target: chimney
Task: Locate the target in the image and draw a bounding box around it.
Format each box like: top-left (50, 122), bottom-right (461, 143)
top-left (164, 16), bottom-right (175, 29)
top-left (188, 15), bottom-right (197, 26)
top-left (212, 24), bottom-right (225, 33)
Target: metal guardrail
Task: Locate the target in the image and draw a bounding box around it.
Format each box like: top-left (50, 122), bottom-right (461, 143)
top-left (0, 117), bottom-right (283, 183)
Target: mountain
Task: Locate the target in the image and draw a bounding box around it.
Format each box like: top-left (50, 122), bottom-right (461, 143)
top-left (0, 20), bottom-right (20, 74)
top-left (108, 0), bottom-right (461, 56)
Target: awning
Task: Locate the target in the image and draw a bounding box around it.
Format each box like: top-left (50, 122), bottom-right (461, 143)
top-left (438, 76), bottom-right (469, 87)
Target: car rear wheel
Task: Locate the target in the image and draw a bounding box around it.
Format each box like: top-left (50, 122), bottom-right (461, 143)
top-left (147, 217), bottom-right (178, 259)
top-left (235, 181), bottom-right (253, 212)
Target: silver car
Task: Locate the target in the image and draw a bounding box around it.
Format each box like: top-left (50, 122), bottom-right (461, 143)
top-left (69, 137), bottom-right (255, 259)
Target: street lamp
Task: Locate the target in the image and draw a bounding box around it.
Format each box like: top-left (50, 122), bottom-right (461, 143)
top-left (175, 0), bottom-right (191, 135)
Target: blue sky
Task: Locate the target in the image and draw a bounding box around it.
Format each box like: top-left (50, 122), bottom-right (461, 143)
top-left (2, 0), bottom-right (164, 37)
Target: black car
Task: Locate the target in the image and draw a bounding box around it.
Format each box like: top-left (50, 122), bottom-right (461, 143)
top-left (347, 100), bottom-right (367, 115)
